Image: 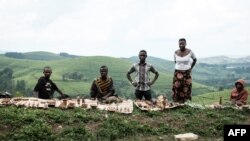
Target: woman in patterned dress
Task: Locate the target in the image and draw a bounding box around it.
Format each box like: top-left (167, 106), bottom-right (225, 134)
top-left (172, 38), bottom-right (197, 103)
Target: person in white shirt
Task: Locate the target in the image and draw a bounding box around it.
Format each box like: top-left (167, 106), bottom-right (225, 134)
top-left (172, 38), bottom-right (197, 103)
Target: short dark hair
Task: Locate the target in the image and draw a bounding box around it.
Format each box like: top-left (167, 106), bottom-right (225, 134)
top-left (179, 38), bottom-right (186, 42)
top-left (139, 50), bottom-right (147, 55)
top-left (100, 65), bottom-right (108, 71)
top-left (43, 66), bottom-right (52, 72)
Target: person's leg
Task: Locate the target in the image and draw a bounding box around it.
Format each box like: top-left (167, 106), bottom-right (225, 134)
top-left (172, 70), bottom-right (179, 102)
top-left (144, 90), bottom-right (152, 101)
top-left (173, 70), bottom-right (188, 103)
top-left (135, 90), bottom-right (143, 100)
top-left (184, 70), bottom-right (192, 101)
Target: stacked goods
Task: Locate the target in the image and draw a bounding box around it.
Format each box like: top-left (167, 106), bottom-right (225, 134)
top-left (134, 95), bottom-right (185, 111)
top-left (97, 100), bottom-right (133, 114)
top-left (0, 97), bottom-right (133, 114)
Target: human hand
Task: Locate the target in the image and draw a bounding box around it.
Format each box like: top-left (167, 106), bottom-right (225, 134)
top-left (146, 82), bottom-right (152, 86)
top-left (131, 81), bottom-right (138, 87)
top-left (33, 92), bottom-right (38, 98)
top-left (102, 95), bottom-right (108, 100)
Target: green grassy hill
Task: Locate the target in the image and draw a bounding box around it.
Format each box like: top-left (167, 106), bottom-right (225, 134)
top-left (0, 105), bottom-right (249, 141)
top-left (193, 87), bottom-right (250, 105)
top-left (22, 51), bottom-right (67, 60)
top-left (1, 52), bottom-right (250, 140)
top-left (0, 55), bottom-right (132, 97)
top-left (0, 52), bottom-right (214, 98)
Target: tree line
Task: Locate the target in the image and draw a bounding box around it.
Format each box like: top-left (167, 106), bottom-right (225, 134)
top-left (0, 68), bottom-right (31, 96)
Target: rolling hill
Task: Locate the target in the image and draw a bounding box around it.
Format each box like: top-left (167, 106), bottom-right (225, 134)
top-left (1, 51), bottom-right (79, 60)
top-left (0, 52), bottom-right (214, 99)
top-left (199, 55), bottom-right (250, 64)
top-left (192, 87), bottom-right (250, 105)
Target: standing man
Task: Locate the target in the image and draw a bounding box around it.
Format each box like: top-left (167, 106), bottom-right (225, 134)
top-left (33, 66), bottom-right (64, 99)
top-left (127, 50), bottom-right (159, 101)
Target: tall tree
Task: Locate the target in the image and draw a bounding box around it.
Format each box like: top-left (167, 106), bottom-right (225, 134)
top-left (0, 68), bottom-right (14, 93)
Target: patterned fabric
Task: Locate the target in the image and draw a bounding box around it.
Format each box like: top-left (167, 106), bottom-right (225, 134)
top-left (34, 76), bottom-right (59, 99)
top-left (90, 77), bottom-right (115, 99)
top-left (128, 63), bottom-right (157, 91)
top-left (172, 70), bottom-right (192, 103)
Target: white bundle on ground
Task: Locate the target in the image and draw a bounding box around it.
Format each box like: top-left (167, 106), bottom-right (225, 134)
top-left (174, 133), bottom-right (198, 141)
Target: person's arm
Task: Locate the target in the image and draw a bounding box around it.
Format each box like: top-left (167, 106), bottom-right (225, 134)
top-left (127, 65), bottom-right (137, 86)
top-left (190, 51), bottom-right (197, 70)
top-left (127, 72), bottom-right (133, 84)
top-left (191, 58), bottom-right (197, 70)
top-left (33, 78), bottom-right (42, 98)
top-left (90, 80), bottom-right (98, 99)
top-left (56, 89), bottom-right (64, 96)
top-left (239, 90), bottom-right (249, 104)
top-left (148, 66), bottom-right (159, 86)
top-left (51, 81), bottom-right (64, 97)
top-left (174, 51), bottom-right (177, 64)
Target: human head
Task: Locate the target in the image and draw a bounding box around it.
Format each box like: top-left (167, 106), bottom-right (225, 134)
top-left (100, 65), bottom-right (108, 79)
top-left (235, 79), bottom-right (245, 90)
top-left (138, 50), bottom-right (147, 63)
top-left (179, 38), bottom-right (186, 51)
top-left (43, 66), bottom-right (52, 78)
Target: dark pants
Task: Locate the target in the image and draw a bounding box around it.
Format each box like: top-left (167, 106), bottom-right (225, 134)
top-left (135, 90), bottom-right (152, 101)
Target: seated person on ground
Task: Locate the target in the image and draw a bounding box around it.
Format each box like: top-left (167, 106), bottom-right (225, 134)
top-left (230, 79), bottom-right (249, 106)
top-left (33, 66), bottom-right (65, 99)
top-left (90, 65), bottom-right (121, 103)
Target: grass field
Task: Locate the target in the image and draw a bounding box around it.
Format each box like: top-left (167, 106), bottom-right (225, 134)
top-left (193, 87), bottom-right (250, 105)
top-left (0, 105), bottom-right (249, 141)
top-left (1, 52), bottom-right (250, 141)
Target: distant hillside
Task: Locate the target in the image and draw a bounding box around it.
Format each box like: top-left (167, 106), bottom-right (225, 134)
top-left (199, 55), bottom-right (250, 64)
top-left (127, 55), bottom-right (250, 89)
top-left (3, 51), bottom-right (250, 98)
top-left (3, 51), bottom-right (79, 60)
top-left (0, 53), bottom-right (214, 98)
top-left (22, 51), bottom-right (66, 60)
top-left (126, 56), bottom-right (174, 72)
top-left (193, 87), bottom-right (250, 105)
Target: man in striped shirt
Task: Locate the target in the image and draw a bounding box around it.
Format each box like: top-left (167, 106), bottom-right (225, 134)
top-left (90, 65), bottom-right (116, 101)
top-left (127, 50), bottom-right (159, 101)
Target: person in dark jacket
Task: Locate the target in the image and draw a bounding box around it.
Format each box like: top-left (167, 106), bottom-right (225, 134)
top-left (33, 66), bottom-right (64, 99)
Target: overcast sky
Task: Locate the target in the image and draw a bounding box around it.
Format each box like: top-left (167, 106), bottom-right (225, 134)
top-left (0, 0), bottom-right (249, 60)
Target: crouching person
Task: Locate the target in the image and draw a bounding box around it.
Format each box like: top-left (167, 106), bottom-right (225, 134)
top-left (90, 65), bottom-right (122, 103)
top-left (230, 79), bottom-right (249, 106)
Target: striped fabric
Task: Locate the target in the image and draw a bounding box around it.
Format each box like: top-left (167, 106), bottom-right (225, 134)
top-left (95, 77), bottom-right (112, 94)
top-left (128, 63), bottom-right (157, 91)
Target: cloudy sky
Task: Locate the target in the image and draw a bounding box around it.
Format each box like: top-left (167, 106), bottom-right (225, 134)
top-left (0, 0), bottom-right (249, 60)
